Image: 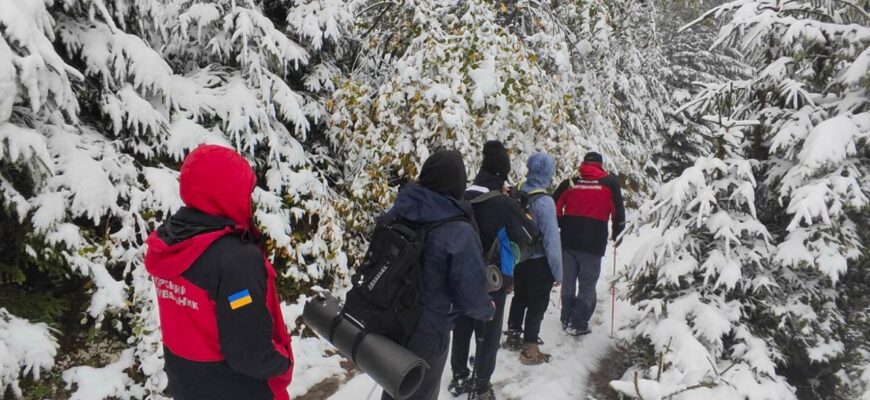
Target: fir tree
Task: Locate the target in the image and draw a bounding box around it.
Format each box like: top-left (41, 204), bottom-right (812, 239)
top-left (612, 119), bottom-right (796, 399)
top-left (623, 0), bottom-right (870, 397)
top-left (0, 0), bottom-right (354, 396)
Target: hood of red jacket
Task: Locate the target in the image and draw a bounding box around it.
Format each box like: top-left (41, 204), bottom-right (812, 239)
top-left (579, 162), bottom-right (608, 180)
top-left (179, 145), bottom-right (257, 229)
top-left (145, 145), bottom-right (256, 279)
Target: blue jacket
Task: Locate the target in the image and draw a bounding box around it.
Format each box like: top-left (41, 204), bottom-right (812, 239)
top-left (522, 153), bottom-right (563, 282)
top-left (380, 183), bottom-right (495, 336)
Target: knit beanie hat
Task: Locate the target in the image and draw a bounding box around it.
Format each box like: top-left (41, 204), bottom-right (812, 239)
top-left (481, 140), bottom-right (511, 180)
top-left (418, 150), bottom-right (467, 200)
top-left (583, 151), bottom-right (604, 164)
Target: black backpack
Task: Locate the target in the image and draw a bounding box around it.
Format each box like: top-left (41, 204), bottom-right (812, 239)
top-left (469, 190), bottom-right (543, 266)
top-left (341, 217), bottom-right (462, 343)
top-left (515, 189), bottom-right (548, 252)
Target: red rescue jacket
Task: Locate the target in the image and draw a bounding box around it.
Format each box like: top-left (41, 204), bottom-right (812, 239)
top-left (553, 162), bottom-right (626, 256)
top-left (145, 145), bottom-right (293, 400)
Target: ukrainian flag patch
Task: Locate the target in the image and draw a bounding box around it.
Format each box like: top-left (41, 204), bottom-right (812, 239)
top-left (228, 289), bottom-right (253, 310)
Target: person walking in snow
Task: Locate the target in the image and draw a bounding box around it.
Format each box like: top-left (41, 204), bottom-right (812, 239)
top-left (449, 141), bottom-right (536, 400)
top-left (144, 145), bottom-right (293, 400)
top-left (504, 152), bottom-right (563, 365)
top-left (378, 150), bottom-right (496, 400)
top-left (553, 151), bottom-right (625, 336)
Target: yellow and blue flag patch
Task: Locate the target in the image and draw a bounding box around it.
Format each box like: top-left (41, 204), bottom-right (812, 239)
top-left (228, 289), bottom-right (253, 310)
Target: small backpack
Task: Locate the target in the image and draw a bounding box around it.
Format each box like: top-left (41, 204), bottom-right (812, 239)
top-left (514, 188), bottom-right (548, 255)
top-left (341, 217), bottom-right (462, 344)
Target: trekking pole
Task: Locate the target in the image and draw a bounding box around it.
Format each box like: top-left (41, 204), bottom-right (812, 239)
top-left (610, 243), bottom-right (617, 338)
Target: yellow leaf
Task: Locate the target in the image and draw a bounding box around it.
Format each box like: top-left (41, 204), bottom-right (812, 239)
top-left (501, 3), bottom-right (507, 12)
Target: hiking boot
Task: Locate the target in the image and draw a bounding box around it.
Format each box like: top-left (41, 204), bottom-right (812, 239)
top-left (519, 342), bottom-right (551, 365)
top-left (468, 382), bottom-right (496, 400)
top-left (565, 326), bottom-right (591, 337)
top-left (502, 329), bottom-right (522, 351)
top-left (447, 372), bottom-right (471, 396)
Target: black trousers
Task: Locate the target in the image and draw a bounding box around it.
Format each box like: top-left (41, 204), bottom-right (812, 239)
top-left (450, 288), bottom-right (507, 386)
top-left (507, 257), bottom-right (554, 343)
top-left (382, 330), bottom-right (450, 400)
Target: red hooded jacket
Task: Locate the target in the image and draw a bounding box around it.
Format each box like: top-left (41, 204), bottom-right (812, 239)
top-left (145, 145), bottom-right (293, 400)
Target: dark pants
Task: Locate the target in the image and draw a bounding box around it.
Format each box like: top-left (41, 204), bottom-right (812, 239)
top-left (560, 250), bottom-right (602, 330)
top-left (382, 331), bottom-right (449, 400)
top-left (450, 288), bottom-right (506, 386)
top-left (507, 257), bottom-right (554, 343)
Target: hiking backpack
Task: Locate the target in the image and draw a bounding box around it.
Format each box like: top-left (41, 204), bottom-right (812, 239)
top-left (514, 188), bottom-right (548, 256)
top-left (341, 217), bottom-right (461, 343)
top-left (469, 190), bottom-right (543, 271)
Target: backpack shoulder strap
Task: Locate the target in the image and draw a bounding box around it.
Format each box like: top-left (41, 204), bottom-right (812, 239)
top-left (387, 218), bottom-right (422, 240)
top-left (485, 240), bottom-right (499, 264)
top-left (469, 190), bottom-right (503, 205)
top-left (527, 190), bottom-right (548, 203)
top-left (424, 215), bottom-right (469, 232)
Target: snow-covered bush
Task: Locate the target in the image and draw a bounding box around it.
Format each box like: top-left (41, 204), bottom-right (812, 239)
top-left (328, 0), bottom-right (670, 248)
top-left (504, 0), bottom-right (672, 193)
top-left (327, 0), bottom-right (585, 255)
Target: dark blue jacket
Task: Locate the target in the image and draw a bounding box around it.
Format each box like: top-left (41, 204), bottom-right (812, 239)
top-left (380, 183), bottom-right (495, 336)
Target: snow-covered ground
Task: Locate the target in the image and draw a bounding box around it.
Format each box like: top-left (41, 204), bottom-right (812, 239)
top-left (322, 230), bottom-right (645, 400)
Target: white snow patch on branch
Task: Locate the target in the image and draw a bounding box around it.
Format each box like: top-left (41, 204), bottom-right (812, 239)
top-left (469, 55), bottom-right (501, 109)
top-left (63, 349), bottom-right (144, 400)
top-left (0, 309), bottom-right (58, 398)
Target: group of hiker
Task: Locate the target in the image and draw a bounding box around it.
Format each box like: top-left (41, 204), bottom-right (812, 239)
top-left (143, 141), bottom-right (624, 400)
top-left (383, 142), bottom-right (625, 400)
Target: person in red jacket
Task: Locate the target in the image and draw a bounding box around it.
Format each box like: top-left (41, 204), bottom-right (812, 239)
top-left (145, 144), bottom-right (293, 400)
top-left (553, 152), bottom-right (625, 336)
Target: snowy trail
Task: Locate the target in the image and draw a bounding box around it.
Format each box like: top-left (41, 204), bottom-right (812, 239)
top-left (326, 231), bottom-right (644, 400)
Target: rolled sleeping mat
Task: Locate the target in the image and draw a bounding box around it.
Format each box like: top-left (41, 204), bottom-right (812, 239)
top-left (484, 264), bottom-right (503, 293)
top-left (303, 295), bottom-right (428, 400)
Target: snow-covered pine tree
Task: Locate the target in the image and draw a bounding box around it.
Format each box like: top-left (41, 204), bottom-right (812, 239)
top-left (596, 0), bottom-right (670, 190)
top-left (654, 0), bottom-right (751, 181)
top-left (1, 0), bottom-right (354, 396)
top-left (675, 0), bottom-right (870, 396)
top-left (612, 117), bottom-right (796, 399)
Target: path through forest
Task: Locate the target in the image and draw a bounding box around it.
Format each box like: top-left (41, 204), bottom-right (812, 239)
top-left (326, 230), bottom-right (644, 400)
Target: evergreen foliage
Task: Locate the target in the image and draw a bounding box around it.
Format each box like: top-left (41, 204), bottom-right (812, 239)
top-left (617, 0), bottom-right (870, 397)
top-left (1, 0), bottom-right (353, 396)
